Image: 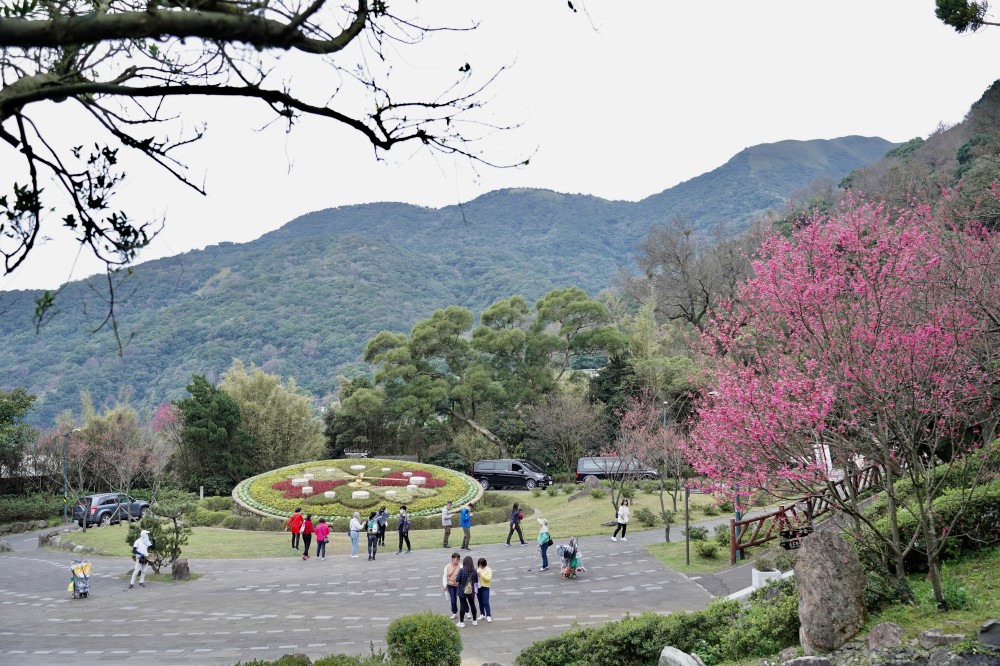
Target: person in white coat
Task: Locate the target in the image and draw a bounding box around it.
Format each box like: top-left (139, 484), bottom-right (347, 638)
top-left (129, 529), bottom-right (154, 589)
top-left (611, 498), bottom-right (630, 542)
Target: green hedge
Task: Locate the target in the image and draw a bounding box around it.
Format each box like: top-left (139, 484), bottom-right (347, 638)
top-left (199, 495), bottom-right (234, 512)
top-left (386, 612), bottom-right (461, 666)
top-left (515, 581), bottom-right (799, 666)
top-left (0, 494), bottom-right (62, 522)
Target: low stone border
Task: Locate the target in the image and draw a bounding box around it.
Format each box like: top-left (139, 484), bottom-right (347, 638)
top-left (38, 528), bottom-right (98, 555)
top-left (0, 519), bottom-right (49, 535)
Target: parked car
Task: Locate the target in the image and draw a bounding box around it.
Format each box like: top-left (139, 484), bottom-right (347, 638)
top-left (72, 493), bottom-right (149, 527)
top-left (576, 456), bottom-right (660, 482)
top-left (473, 459), bottom-right (553, 490)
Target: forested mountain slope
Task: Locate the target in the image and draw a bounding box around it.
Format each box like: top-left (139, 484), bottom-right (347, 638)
top-left (0, 136), bottom-right (896, 426)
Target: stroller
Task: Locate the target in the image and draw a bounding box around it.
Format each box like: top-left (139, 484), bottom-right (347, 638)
top-left (556, 538), bottom-right (585, 579)
top-left (69, 559), bottom-right (92, 599)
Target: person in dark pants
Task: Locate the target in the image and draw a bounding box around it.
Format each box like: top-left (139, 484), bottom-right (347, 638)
top-left (284, 507), bottom-right (303, 550)
top-left (459, 503), bottom-right (474, 551)
top-left (612, 498), bottom-right (630, 542)
top-left (454, 555), bottom-right (479, 627)
top-left (301, 514), bottom-right (314, 560)
top-left (396, 505), bottom-right (412, 554)
top-left (506, 502), bottom-right (526, 546)
top-left (476, 557), bottom-right (492, 622)
top-left (441, 552), bottom-right (461, 618)
top-left (376, 506), bottom-right (389, 547)
top-left (366, 511), bottom-right (379, 560)
top-left (441, 501), bottom-right (453, 548)
top-left (536, 518), bottom-right (552, 570)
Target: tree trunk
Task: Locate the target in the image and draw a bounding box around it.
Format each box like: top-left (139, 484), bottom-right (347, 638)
top-left (446, 411), bottom-right (507, 458)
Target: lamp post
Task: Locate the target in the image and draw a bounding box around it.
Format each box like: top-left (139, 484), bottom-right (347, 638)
top-left (62, 428), bottom-right (81, 524)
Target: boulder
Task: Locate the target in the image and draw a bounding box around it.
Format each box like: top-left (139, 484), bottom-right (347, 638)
top-left (172, 558), bottom-right (190, 581)
top-left (979, 619), bottom-right (1000, 648)
top-left (928, 648), bottom-right (966, 666)
top-left (778, 648), bottom-right (800, 663)
top-left (784, 658), bottom-right (831, 666)
top-left (659, 646), bottom-right (703, 666)
top-left (866, 622), bottom-right (906, 650)
top-left (582, 475), bottom-right (602, 491)
top-left (795, 530), bottom-right (866, 653)
top-left (918, 630), bottom-right (965, 650)
top-left (0, 539), bottom-right (11, 552)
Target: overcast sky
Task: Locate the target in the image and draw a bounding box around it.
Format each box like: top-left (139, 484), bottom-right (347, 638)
top-left (2, 1), bottom-right (999, 291)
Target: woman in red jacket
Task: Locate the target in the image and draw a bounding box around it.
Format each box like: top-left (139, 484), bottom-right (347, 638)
top-left (301, 515), bottom-right (315, 560)
top-left (285, 508), bottom-right (304, 551)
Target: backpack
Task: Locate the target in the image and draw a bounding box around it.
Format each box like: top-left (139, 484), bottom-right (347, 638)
top-left (463, 577), bottom-right (473, 595)
top-left (367, 519), bottom-right (378, 534)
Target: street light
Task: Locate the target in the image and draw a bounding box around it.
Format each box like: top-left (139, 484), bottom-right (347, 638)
top-left (62, 428), bottom-right (82, 524)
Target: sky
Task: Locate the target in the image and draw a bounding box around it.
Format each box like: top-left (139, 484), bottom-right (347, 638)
top-left (2, 0), bottom-right (999, 291)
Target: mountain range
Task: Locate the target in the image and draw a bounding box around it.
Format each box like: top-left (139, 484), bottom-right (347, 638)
top-left (0, 135), bottom-right (897, 426)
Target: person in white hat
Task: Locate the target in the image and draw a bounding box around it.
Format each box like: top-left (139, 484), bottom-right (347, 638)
top-left (129, 529), bottom-right (154, 589)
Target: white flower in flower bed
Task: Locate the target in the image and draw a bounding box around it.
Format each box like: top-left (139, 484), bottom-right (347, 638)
top-left (324, 491), bottom-right (336, 498)
top-left (410, 476), bottom-right (426, 486)
top-left (303, 473), bottom-right (315, 479)
top-left (384, 490), bottom-right (397, 497)
top-left (381, 467), bottom-right (391, 472)
top-left (291, 478), bottom-right (307, 486)
top-left (350, 465), bottom-right (366, 471)
top-left (352, 490), bottom-right (370, 499)
top-left (402, 472), bottom-right (413, 477)
top-left (406, 485), bottom-right (418, 492)
top-left (302, 486), bottom-right (314, 495)
top-left (326, 468), bottom-right (336, 472)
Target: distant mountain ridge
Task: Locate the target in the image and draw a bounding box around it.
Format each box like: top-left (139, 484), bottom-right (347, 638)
top-left (0, 135), bottom-right (897, 426)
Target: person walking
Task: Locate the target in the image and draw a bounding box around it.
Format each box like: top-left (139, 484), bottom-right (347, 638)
top-left (459, 503), bottom-right (474, 551)
top-left (536, 518), bottom-right (552, 571)
top-left (366, 511), bottom-right (380, 560)
top-left (611, 498), bottom-right (630, 541)
top-left (506, 502), bottom-right (526, 546)
top-left (129, 529), bottom-right (154, 589)
top-left (476, 557), bottom-right (492, 623)
top-left (301, 514), bottom-right (315, 560)
top-left (396, 505), bottom-right (412, 554)
top-left (441, 501), bottom-right (453, 548)
top-left (285, 507), bottom-right (304, 550)
top-left (315, 517), bottom-right (330, 560)
top-left (455, 555), bottom-right (480, 628)
top-left (349, 512), bottom-right (363, 558)
top-left (376, 506), bottom-right (389, 547)
top-left (441, 552), bottom-right (461, 619)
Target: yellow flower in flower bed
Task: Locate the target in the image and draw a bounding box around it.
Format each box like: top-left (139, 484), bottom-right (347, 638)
top-left (235, 458), bottom-right (480, 520)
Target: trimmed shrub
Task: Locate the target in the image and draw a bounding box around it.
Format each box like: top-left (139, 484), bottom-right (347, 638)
top-left (589, 488), bottom-right (606, 499)
top-left (546, 485), bottom-right (560, 497)
top-left (531, 487), bottom-right (542, 498)
top-left (714, 525), bottom-right (730, 547)
top-left (0, 494), bottom-right (62, 522)
top-left (719, 579), bottom-right (799, 659)
top-left (314, 654), bottom-right (387, 666)
top-left (260, 517), bottom-right (285, 531)
top-left (634, 507), bottom-right (657, 528)
top-left (221, 514), bottom-right (244, 530)
top-left (718, 499), bottom-right (735, 512)
top-left (684, 526), bottom-right (709, 541)
top-left (193, 509), bottom-right (229, 526)
top-left (696, 541), bottom-right (719, 559)
top-left (702, 504), bottom-right (720, 516)
top-left (199, 496), bottom-right (234, 512)
top-left (239, 516), bottom-right (262, 531)
top-left (386, 612), bottom-right (461, 666)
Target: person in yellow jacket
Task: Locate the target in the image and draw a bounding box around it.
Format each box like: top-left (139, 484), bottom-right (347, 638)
top-left (476, 557), bottom-right (493, 623)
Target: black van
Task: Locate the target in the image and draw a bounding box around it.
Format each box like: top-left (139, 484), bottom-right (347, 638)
top-left (473, 459), bottom-right (553, 490)
top-left (576, 456), bottom-right (660, 482)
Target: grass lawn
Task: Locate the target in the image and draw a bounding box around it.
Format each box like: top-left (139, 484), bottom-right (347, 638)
top-left (68, 488), bottom-right (720, 559)
top-left (645, 538), bottom-right (734, 574)
top-left (865, 546), bottom-right (1000, 639)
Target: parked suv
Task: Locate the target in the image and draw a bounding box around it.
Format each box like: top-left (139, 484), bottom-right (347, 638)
top-left (576, 456), bottom-right (660, 482)
top-left (473, 459), bottom-right (553, 490)
top-left (72, 493), bottom-right (149, 527)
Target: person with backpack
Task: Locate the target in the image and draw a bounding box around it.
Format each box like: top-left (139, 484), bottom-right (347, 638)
top-left (396, 505), bottom-right (412, 554)
top-left (454, 555), bottom-right (479, 627)
top-left (476, 557), bottom-right (492, 623)
top-left (611, 497), bottom-right (630, 542)
top-left (301, 514), bottom-right (315, 560)
top-left (536, 518), bottom-right (553, 571)
top-left (441, 552), bottom-right (461, 618)
top-left (506, 502), bottom-right (526, 546)
top-left (366, 511), bottom-right (380, 560)
top-left (285, 507), bottom-right (304, 550)
top-left (376, 506), bottom-right (389, 547)
top-left (315, 517), bottom-right (330, 560)
top-left (348, 511), bottom-right (362, 558)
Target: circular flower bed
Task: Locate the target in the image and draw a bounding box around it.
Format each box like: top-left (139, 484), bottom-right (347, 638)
top-left (234, 458), bottom-right (481, 522)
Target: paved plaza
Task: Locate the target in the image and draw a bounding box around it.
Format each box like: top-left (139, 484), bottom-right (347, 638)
top-left (0, 522), bottom-right (740, 666)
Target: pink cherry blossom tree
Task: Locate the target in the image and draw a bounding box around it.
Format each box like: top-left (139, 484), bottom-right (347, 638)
top-left (690, 196), bottom-right (1000, 607)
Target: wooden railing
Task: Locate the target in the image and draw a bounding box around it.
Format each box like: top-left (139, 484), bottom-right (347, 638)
top-left (729, 464), bottom-right (883, 564)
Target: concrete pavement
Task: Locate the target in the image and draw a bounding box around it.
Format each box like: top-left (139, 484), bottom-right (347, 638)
top-left (0, 523), bottom-right (718, 666)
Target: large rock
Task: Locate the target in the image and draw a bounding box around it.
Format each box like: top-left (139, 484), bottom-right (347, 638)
top-left (918, 629), bottom-right (965, 650)
top-left (979, 619), bottom-right (1000, 647)
top-left (927, 648), bottom-right (966, 666)
top-left (866, 622), bottom-right (906, 650)
top-left (795, 530), bottom-right (866, 653)
top-left (659, 646), bottom-right (703, 666)
top-left (0, 539), bottom-right (11, 552)
top-left (778, 647), bottom-right (800, 663)
top-left (172, 558), bottom-right (190, 581)
top-left (784, 658), bottom-right (831, 666)
top-left (582, 475), bottom-right (602, 491)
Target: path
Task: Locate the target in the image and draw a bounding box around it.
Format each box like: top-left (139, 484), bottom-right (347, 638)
top-left (0, 523), bottom-right (717, 666)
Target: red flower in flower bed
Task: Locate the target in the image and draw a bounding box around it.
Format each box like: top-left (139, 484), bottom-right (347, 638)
top-left (272, 478), bottom-right (347, 499)
top-left (375, 478), bottom-right (410, 486)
